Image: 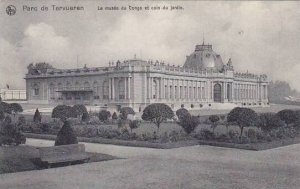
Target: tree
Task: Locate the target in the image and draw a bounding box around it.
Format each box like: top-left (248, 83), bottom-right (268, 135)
top-left (209, 115), bottom-right (220, 134)
top-left (259, 113), bottom-right (285, 133)
top-left (142, 103), bottom-right (174, 132)
top-left (0, 116), bottom-right (26, 146)
top-left (98, 110), bottom-right (111, 122)
top-left (129, 120), bottom-right (141, 133)
top-left (52, 105), bottom-right (76, 121)
top-left (0, 111), bottom-right (4, 122)
top-left (72, 104), bottom-right (88, 118)
top-left (33, 108), bottom-right (42, 123)
top-left (112, 112), bottom-right (118, 120)
top-left (277, 109), bottom-right (298, 127)
top-left (10, 103), bottom-right (23, 114)
top-left (227, 107), bottom-right (259, 137)
top-left (176, 108), bottom-right (190, 121)
top-left (177, 114), bottom-right (199, 134)
top-left (54, 121), bottom-right (78, 146)
top-left (0, 102), bottom-right (12, 114)
top-left (120, 107), bottom-right (135, 120)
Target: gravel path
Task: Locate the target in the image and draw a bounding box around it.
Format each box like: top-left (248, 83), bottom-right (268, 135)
top-left (0, 138), bottom-right (299, 189)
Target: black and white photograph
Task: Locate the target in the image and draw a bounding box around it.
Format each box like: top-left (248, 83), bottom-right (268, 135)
top-left (0, 0), bottom-right (300, 188)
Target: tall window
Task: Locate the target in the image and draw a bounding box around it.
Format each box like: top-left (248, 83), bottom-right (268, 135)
top-left (93, 81), bottom-right (99, 99)
top-left (33, 84), bottom-right (39, 96)
top-left (103, 81), bottom-right (109, 99)
top-left (213, 83), bottom-right (222, 102)
top-left (49, 83), bottom-right (55, 99)
top-left (118, 79), bottom-right (125, 99)
top-left (84, 81), bottom-right (90, 90)
top-left (153, 80), bottom-right (157, 99)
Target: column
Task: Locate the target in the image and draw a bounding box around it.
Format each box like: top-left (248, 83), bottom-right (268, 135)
top-left (124, 77), bottom-right (127, 99)
top-left (151, 77), bottom-right (153, 99)
top-left (173, 79), bottom-right (175, 100)
top-left (108, 78), bottom-right (111, 100)
top-left (128, 77), bottom-right (131, 100)
top-left (112, 77), bottom-right (115, 100)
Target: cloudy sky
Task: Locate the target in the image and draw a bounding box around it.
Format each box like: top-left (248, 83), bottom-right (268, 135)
top-left (0, 0), bottom-right (300, 90)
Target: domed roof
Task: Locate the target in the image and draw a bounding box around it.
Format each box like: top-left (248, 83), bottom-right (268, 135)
top-left (184, 43), bottom-right (224, 71)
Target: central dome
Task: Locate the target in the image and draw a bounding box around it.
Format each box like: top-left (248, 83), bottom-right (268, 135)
top-left (184, 43), bottom-right (224, 71)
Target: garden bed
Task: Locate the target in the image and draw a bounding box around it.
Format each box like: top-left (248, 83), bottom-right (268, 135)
top-left (24, 133), bottom-right (300, 151)
top-left (0, 145), bottom-right (117, 174)
top-left (24, 133), bottom-right (200, 149)
top-left (199, 136), bottom-right (300, 151)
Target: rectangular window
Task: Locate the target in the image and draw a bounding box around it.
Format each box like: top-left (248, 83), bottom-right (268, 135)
top-left (33, 88), bottom-right (39, 96)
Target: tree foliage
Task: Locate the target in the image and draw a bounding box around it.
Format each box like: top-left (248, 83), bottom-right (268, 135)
top-left (9, 103), bottom-right (23, 114)
top-left (276, 109), bottom-right (298, 126)
top-left (142, 103), bottom-right (174, 131)
top-left (227, 107), bottom-right (259, 137)
top-left (33, 108), bottom-right (42, 123)
top-left (72, 104), bottom-right (88, 118)
top-left (52, 105), bottom-right (76, 121)
top-left (259, 113), bottom-right (285, 132)
top-left (98, 110), bottom-right (111, 122)
top-left (176, 108), bottom-right (190, 121)
top-left (0, 116), bottom-right (26, 146)
top-left (0, 102), bottom-right (12, 114)
top-left (177, 114), bottom-right (199, 134)
top-left (55, 121), bottom-right (78, 146)
top-left (120, 107), bottom-right (135, 120)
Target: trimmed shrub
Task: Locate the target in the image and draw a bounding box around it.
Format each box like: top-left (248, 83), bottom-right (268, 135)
top-left (120, 107), bottom-right (135, 120)
top-left (52, 105), bottom-right (76, 121)
top-left (72, 104), bottom-right (88, 118)
top-left (112, 112), bottom-right (118, 120)
top-left (54, 121), bottom-right (78, 146)
top-left (259, 113), bottom-right (285, 133)
top-left (10, 103), bottom-right (23, 114)
top-left (227, 107), bottom-right (259, 137)
top-left (0, 111), bottom-right (4, 122)
top-left (177, 114), bottom-right (199, 134)
top-left (33, 108), bottom-right (42, 123)
top-left (277, 109), bottom-right (298, 126)
top-left (81, 112), bottom-right (90, 122)
top-left (98, 110), bottom-right (111, 122)
top-left (0, 116), bottom-right (26, 146)
top-left (195, 129), bottom-right (215, 140)
top-left (128, 120), bottom-right (141, 133)
top-left (208, 115), bottom-right (220, 134)
top-left (176, 108), bottom-right (190, 121)
top-left (142, 103), bottom-right (174, 132)
top-left (0, 102), bottom-right (12, 114)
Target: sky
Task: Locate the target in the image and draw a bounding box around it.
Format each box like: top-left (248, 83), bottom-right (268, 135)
top-left (0, 0), bottom-right (300, 90)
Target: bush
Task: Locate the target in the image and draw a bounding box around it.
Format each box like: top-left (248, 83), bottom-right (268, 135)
top-left (128, 120), bottom-right (141, 133)
top-left (98, 110), bottom-right (111, 122)
top-left (227, 107), bottom-right (259, 137)
top-left (10, 103), bottom-right (23, 114)
top-left (277, 109), bottom-right (298, 126)
top-left (17, 115), bottom-right (26, 127)
top-left (177, 114), bottom-right (199, 134)
top-left (142, 103), bottom-right (174, 131)
top-left (0, 111), bottom-right (5, 122)
top-left (120, 107), bottom-right (135, 120)
top-left (195, 129), bottom-right (215, 140)
top-left (259, 113), bottom-right (285, 133)
top-left (208, 115), bottom-right (220, 133)
top-left (112, 112), bottom-right (118, 120)
top-left (72, 104), bottom-right (88, 118)
top-left (176, 108), bottom-right (190, 121)
top-left (0, 102), bottom-right (12, 114)
top-left (54, 121), bottom-right (78, 146)
top-left (52, 105), bottom-right (76, 121)
top-left (247, 128), bottom-right (257, 143)
top-left (81, 112), bottom-right (90, 122)
top-left (0, 116), bottom-right (26, 146)
top-left (33, 108), bottom-right (42, 123)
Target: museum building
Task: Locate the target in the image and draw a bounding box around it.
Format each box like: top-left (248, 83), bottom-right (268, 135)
top-left (25, 43), bottom-right (269, 111)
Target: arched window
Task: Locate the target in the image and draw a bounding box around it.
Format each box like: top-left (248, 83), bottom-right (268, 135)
top-left (84, 81), bottom-right (90, 90)
top-left (213, 83), bottom-right (222, 102)
top-left (227, 83), bottom-right (231, 100)
top-left (118, 79), bottom-right (125, 99)
top-left (103, 80), bottom-right (109, 99)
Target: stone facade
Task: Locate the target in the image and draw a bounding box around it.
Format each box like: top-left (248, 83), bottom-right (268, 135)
top-left (25, 43), bottom-right (268, 112)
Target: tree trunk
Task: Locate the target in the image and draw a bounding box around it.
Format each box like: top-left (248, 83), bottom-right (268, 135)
top-left (240, 126), bottom-right (244, 138)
